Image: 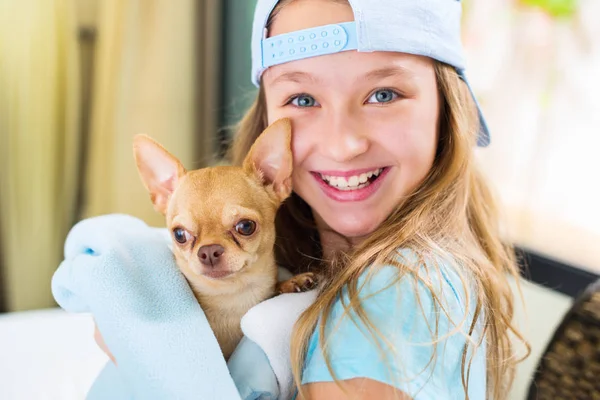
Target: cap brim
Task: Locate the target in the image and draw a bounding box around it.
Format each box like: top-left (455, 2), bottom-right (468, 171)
top-left (456, 69), bottom-right (490, 147)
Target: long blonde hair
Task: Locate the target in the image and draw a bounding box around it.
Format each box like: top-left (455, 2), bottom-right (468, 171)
top-left (229, 4), bottom-right (529, 398)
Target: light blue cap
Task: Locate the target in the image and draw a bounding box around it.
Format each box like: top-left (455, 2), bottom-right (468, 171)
top-left (250, 0), bottom-right (490, 147)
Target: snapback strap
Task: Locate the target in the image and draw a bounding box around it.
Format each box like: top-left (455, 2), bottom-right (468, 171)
top-left (262, 21), bottom-right (358, 68)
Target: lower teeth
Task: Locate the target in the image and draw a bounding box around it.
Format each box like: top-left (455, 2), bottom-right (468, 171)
top-left (329, 182), bottom-right (370, 191)
top-left (324, 179), bottom-right (376, 191)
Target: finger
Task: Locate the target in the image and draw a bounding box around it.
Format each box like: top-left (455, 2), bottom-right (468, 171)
top-left (93, 322), bottom-right (117, 365)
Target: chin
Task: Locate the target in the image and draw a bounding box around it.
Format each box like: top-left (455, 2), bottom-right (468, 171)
top-left (321, 213), bottom-right (385, 240)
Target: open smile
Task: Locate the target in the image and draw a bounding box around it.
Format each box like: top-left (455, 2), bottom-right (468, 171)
top-left (311, 167), bottom-right (391, 202)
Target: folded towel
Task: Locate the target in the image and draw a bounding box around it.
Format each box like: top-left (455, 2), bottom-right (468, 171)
top-left (51, 214), bottom-right (316, 400)
top-left (241, 291), bottom-right (318, 400)
top-left (228, 336), bottom-right (280, 400)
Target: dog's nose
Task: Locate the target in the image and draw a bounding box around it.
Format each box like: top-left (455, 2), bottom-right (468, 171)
top-left (198, 244), bottom-right (225, 267)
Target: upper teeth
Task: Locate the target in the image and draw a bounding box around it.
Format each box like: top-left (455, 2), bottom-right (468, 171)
top-left (320, 168), bottom-right (383, 190)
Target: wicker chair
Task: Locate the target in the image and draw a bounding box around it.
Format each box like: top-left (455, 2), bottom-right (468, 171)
top-left (528, 279), bottom-right (600, 400)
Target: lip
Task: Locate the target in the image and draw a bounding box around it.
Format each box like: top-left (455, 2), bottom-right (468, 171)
top-left (313, 167), bottom-right (386, 178)
top-left (311, 167), bottom-right (391, 202)
top-left (202, 269), bottom-right (234, 280)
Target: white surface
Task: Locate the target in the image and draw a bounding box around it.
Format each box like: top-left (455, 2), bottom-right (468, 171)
top-left (0, 278), bottom-right (574, 400)
top-left (0, 308), bottom-right (108, 400)
top-left (241, 289), bottom-right (318, 400)
top-left (508, 277), bottom-right (573, 400)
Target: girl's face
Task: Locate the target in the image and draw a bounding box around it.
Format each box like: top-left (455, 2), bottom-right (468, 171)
top-left (263, 0), bottom-right (439, 242)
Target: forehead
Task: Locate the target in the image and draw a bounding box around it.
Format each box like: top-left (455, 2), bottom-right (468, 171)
top-left (171, 167), bottom-right (273, 217)
top-left (264, 0), bottom-right (434, 88)
top-left (262, 52), bottom-right (436, 98)
top-left (269, 0), bottom-right (355, 37)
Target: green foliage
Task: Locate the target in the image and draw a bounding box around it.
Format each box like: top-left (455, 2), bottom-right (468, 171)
top-left (520, 0), bottom-right (578, 18)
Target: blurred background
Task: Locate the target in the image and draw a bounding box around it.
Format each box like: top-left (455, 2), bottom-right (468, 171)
top-left (0, 0), bottom-right (599, 398)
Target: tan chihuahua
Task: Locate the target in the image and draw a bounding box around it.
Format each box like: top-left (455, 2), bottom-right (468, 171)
top-left (133, 118), bottom-right (314, 359)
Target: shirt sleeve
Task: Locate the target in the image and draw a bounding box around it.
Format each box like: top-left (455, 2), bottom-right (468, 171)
top-left (301, 263), bottom-right (487, 400)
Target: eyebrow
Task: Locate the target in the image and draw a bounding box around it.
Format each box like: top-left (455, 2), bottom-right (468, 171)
top-left (270, 71), bottom-right (321, 86)
top-left (269, 65), bottom-right (416, 87)
top-left (361, 66), bottom-right (416, 82)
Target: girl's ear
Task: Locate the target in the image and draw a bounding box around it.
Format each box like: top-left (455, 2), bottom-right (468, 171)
top-left (243, 118), bottom-right (293, 202)
top-left (133, 135), bottom-right (187, 215)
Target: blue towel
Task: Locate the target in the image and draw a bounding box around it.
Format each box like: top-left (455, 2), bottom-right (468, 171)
top-left (51, 214), bottom-right (280, 400)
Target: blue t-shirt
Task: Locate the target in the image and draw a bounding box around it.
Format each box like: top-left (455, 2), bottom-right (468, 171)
top-left (300, 255), bottom-right (487, 399)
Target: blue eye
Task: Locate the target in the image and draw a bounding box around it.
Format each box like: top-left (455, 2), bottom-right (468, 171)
top-left (368, 89), bottom-right (398, 104)
top-left (291, 94), bottom-right (319, 107)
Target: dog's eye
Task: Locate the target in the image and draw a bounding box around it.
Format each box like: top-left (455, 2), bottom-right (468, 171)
top-left (235, 220), bottom-right (256, 236)
top-left (173, 228), bottom-right (190, 244)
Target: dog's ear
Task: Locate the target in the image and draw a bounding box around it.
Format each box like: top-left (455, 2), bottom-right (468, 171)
top-left (133, 135), bottom-right (187, 215)
top-left (243, 118), bottom-right (293, 202)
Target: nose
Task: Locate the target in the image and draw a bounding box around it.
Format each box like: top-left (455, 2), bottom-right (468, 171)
top-left (319, 113), bottom-right (369, 162)
top-left (197, 244), bottom-right (225, 267)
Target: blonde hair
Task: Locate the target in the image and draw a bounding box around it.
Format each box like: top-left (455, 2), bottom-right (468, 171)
top-left (228, 2), bottom-right (530, 398)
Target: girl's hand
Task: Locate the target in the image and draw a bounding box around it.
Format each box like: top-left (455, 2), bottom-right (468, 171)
top-left (93, 320), bottom-right (117, 365)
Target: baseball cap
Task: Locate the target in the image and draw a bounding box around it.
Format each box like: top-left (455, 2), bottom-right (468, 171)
top-left (250, 0), bottom-right (490, 147)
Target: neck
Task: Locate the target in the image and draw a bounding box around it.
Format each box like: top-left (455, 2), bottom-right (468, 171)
top-left (314, 216), bottom-right (366, 261)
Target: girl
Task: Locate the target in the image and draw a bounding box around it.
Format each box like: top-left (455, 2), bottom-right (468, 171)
top-left (235, 0), bottom-right (529, 398)
top-left (97, 0), bottom-right (529, 398)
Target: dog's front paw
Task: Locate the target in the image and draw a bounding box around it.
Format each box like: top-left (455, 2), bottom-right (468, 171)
top-left (277, 272), bottom-right (317, 294)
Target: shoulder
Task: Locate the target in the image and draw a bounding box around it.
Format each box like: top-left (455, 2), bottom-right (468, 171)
top-left (349, 249), bottom-right (473, 322)
top-left (302, 249), bottom-right (486, 399)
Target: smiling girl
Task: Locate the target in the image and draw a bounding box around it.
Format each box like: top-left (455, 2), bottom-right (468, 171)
top-left (228, 0), bottom-right (528, 398)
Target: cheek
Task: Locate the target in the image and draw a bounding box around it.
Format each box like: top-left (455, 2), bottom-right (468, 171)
top-left (286, 118), bottom-right (319, 171)
top-left (240, 236), bottom-right (261, 254)
top-left (174, 248), bottom-right (204, 276)
top-left (173, 247), bottom-right (190, 264)
top-left (265, 93), bottom-right (286, 125)
top-left (237, 222), bottom-right (277, 255)
top-left (374, 105), bottom-right (438, 161)
top-left (264, 92), bottom-right (318, 163)
top-left (393, 133), bottom-right (436, 187)
top-left (225, 250), bottom-right (258, 272)
top-left (227, 230), bottom-right (274, 270)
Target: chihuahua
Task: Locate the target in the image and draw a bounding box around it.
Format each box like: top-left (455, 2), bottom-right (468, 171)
top-left (133, 118), bottom-right (314, 359)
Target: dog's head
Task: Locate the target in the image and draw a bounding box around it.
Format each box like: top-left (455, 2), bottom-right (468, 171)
top-left (133, 119), bottom-right (293, 293)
